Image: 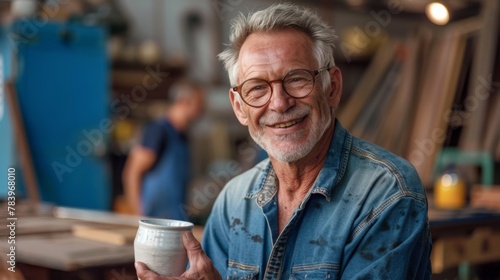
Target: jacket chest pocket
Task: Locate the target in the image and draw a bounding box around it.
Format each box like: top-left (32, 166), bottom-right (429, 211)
top-left (289, 263), bottom-right (339, 280)
top-left (226, 261), bottom-right (259, 280)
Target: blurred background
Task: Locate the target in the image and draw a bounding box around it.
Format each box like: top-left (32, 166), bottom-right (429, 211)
top-left (0, 0), bottom-right (264, 217)
top-left (0, 0), bottom-right (499, 279)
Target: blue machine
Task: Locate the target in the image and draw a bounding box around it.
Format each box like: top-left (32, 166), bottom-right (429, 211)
top-left (0, 27), bottom-right (15, 199)
top-left (3, 20), bottom-right (111, 209)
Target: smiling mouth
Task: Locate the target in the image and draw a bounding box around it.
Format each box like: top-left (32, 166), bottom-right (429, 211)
top-left (271, 116), bottom-right (306, 128)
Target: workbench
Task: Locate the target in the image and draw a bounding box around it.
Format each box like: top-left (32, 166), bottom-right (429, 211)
top-left (429, 206), bottom-right (500, 278)
top-left (0, 204), bottom-right (203, 280)
top-left (1, 203), bottom-right (500, 279)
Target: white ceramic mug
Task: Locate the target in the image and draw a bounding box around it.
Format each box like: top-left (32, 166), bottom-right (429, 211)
top-left (134, 219), bottom-right (194, 276)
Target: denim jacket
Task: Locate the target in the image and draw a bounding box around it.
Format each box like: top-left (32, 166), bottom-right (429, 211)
top-left (202, 120), bottom-right (432, 279)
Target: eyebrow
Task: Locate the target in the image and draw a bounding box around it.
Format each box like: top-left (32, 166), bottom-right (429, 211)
top-left (241, 67), bottom-right (310, 82)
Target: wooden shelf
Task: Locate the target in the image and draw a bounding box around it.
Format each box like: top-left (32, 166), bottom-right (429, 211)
top-left (111, 61), bottom-right (185, 100)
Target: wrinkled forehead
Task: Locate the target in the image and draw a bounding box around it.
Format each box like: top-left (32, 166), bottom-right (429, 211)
top-left (237, 30), bottom-right (317, 81)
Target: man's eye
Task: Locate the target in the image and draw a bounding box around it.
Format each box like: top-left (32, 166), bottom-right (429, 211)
top-left (244, 82), bottom-right (268, 95)
top-left (250, 85), bottom-right (267, 92)
top-left (291, 77), bottom-right (306, 82)
top-left (286, 76), bottom-right (309, 84)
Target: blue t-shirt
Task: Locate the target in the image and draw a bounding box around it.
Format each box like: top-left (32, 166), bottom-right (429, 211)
top-left (140, 119), bottom-right (190, 220)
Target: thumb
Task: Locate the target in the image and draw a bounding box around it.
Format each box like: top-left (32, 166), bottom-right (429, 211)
top-left (183, 231), bottom-right (204, 259)
top-left (181, 231), bottom-right (221, 280)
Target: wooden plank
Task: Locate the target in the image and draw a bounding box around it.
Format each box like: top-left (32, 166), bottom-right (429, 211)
top-left (432, 228), bottom-right (500, 273)
top-left (406, 32), bottom-right (467, 185)
top-left (0, 233), bottom-right (134, 271)
top-left (425, 33), bottom-right (467, 181)
top-left (377, 36), bottom-right (419, 155)
top-left (470, 186), bottom-right (500, 210)
top-left (72, 224), bottom-right (204, 245)
top-left (53, 206), bottom-right (143, 227)
top-left (338, 39), bottom-right (397, 129)
top-left (483, 92), bottom-right (500, 154)
top-left (444, 16), bottom-right (483, 37)
top-left (351, 53), bottom-right (402, 141)
top-left (459, 0), bottom-right (500, 151)
top-left (0, 216), bottom-right (77, 236)
top-left (431, 235), bottom-right (466, 273)
top-left (5, 81), bottom-right (40, 204)
top-left (72, 224), bottom-right (137, 246)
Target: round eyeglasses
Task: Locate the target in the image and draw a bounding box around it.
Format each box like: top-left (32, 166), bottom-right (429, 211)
top-left (232, 67), bottom-right (330, 108)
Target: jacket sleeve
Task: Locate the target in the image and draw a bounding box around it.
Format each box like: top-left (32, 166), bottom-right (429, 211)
top-left (201, 189), bottom-right (230, 277)
top-left (340, 196), bottom-right (432, 280)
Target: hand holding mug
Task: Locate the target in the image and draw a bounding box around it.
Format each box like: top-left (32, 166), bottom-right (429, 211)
top-left (135, 231), bottom-right (221, 280)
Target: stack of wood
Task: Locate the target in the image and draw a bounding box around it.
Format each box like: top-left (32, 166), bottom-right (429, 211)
top-left (470, 185), bottom-right (500, 211)
top-left (338, 0), bottom-right (500, 187)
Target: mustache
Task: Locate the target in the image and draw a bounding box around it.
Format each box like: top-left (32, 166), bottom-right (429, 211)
top-left (259, 105), bottom-right (311, 126)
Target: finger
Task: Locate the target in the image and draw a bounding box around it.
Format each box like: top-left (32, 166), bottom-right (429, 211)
top-left (136, 261), bottom-right (186, 280)
top-left (181, 232), bottom-right (221, 279)
top-left (183, 231), bottom-right (203, 257)
top-left (135, 261), bottom-right (159, 279)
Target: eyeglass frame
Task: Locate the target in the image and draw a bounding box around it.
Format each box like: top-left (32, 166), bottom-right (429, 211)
top-left (231, 66), bottom-right (331, 108)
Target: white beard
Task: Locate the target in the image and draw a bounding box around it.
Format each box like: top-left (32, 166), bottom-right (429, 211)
top-left (250, 105), bottom-right (332, 163)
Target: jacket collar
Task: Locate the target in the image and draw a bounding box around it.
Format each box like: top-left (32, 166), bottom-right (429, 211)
top-left (246, 119), bottom-right (352, 205)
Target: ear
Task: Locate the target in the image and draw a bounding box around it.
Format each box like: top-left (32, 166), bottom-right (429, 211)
top-left (183, 97), bottom-right (196, 117)
top-left (229, 89), bottom-right (249, 126)
top-left (327, 67), bottom-right (343, 109)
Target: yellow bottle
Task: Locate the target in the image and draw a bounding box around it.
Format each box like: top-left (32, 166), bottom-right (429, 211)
top-left (434, 168), bottom-right (467, 210)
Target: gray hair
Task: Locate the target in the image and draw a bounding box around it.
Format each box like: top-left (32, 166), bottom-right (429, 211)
top-left (218, 3), bottom-right (337, 88)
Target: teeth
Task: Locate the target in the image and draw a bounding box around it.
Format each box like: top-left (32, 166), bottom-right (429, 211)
top-left (273, 118), bottom-right (301, 128)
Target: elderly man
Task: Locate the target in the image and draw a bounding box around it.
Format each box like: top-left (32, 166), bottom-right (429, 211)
top-left (136, 3), bottom-right (431, 279)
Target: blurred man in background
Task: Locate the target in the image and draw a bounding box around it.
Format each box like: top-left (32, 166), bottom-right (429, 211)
top-left (123, 79), bottom-right (205, 220)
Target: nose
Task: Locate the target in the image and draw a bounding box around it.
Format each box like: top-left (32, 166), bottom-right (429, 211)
top-left (268, 82), bottom-right (295, 113)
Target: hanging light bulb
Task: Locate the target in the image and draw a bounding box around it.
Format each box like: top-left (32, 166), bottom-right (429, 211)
top-left (426, 2), bottom-right (450, 25)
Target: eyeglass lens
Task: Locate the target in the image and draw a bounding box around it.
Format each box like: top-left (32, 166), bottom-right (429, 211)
top-left (240, 69), bottom-right (315, 106)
